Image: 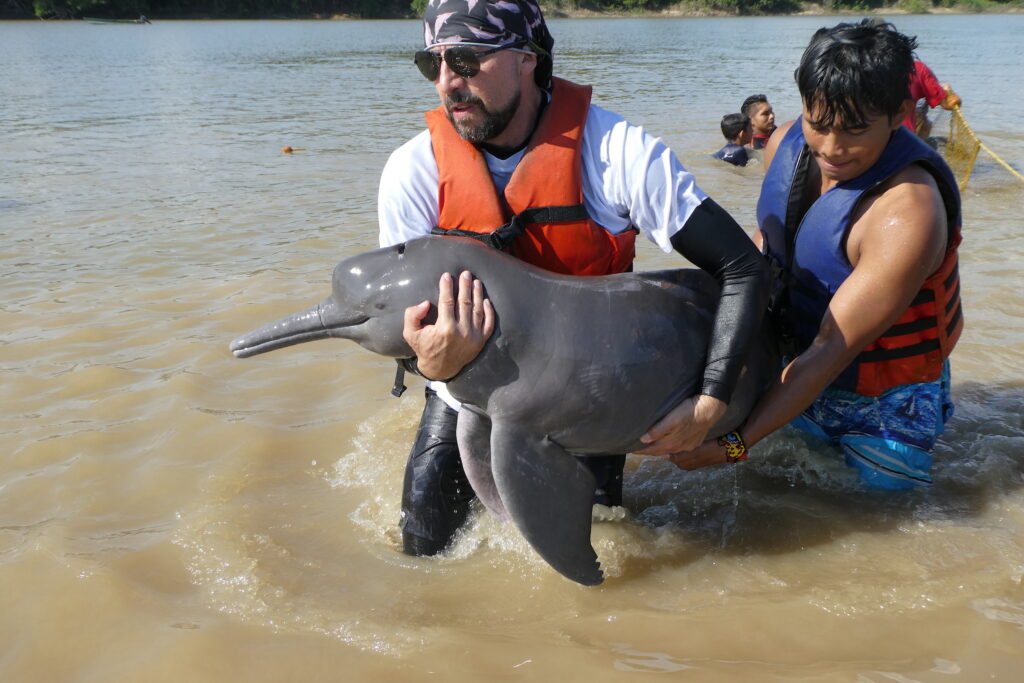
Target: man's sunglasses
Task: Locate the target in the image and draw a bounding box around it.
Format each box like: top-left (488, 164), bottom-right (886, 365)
top-left (413, 40), bottom-right (531, 82)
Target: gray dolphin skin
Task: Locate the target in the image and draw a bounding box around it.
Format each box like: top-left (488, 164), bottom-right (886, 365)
top-left (230, 236), bottom-right (778, 585)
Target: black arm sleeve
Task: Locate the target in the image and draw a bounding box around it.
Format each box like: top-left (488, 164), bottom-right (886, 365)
top-left (670, 197), bottom-right (769, 404)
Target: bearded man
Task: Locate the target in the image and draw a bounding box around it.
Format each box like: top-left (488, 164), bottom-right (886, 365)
top-left (378, 0), bottom-right (768, 556)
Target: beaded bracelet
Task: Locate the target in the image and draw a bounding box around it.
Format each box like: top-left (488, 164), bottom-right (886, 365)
top-left (717, 430), bottom-right (748, 463)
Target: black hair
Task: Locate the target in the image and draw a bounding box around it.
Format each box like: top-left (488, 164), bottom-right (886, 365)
top-left (795, 19), bottom-right (917, 129)
top-left (741, 94), bottom-right (768, 118)
top-left (720, 113), bottom-right (750, 141)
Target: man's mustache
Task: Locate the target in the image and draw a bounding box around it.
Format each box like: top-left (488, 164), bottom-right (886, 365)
top-left (445, 91), bottom-right (486, 109)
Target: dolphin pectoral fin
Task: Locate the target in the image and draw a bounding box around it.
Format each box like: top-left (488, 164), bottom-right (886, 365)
top-left (456, 408), bottom-right (508, 522)
top-left (490, 424), bottom-right (603, 586)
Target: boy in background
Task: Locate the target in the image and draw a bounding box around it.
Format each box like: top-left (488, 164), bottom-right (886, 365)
top-left (712, 113), bottom-right (751, 167)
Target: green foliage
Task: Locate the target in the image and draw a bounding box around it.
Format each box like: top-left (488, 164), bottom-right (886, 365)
top-left (602, 0), bottom-right (666, 10)
top-left (22, 0), bottom-right (416, 18)
top-left (898, 0), bottom-right (932, 12)
top-left (705, 0), bottom-right (801, 13)
top-left (1, 0), bottom-right (1018, 21)
top-left (32, 0), bottom-right (116, 19)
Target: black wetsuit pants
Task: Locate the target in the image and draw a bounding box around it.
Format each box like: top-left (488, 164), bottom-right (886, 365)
top-left (400, 387), bottom-right (626, 556)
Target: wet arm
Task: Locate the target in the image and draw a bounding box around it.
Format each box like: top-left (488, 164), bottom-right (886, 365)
top-left (668, 175), bottom-right (946, 468)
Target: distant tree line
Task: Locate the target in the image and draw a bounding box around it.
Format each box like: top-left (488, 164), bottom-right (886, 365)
top-left (4, 0), bottom-right (1019, 21)
top-left (6, 0), bottom-right (414, 19)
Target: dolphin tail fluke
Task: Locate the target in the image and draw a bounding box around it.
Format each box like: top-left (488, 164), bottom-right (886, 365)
top-left (490, 423), bottom-right (603, 586)
top-left (229, 298), bottom-right (337, 358)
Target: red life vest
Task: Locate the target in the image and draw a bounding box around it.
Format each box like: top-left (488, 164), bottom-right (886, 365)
top-left (855, 244), bottom-right (962, 394)
top-left (750, 132), bottom-right (772, 150)
top-left (425, 77), bottom-right (635, 276)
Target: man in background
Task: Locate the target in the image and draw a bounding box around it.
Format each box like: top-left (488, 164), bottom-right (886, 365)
top-left (864, 17), bottom-right (962, 136)
top-left (741, 94), bottom-right (776, 149)
top-left (906, 59), bottom-right (962, 137)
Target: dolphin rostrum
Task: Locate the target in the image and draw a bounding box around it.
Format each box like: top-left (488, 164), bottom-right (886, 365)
top-left (230, 235), bottom-right (778, 585)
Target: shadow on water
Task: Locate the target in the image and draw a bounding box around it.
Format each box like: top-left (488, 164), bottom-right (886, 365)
top-left (620, 380), bottom-right (1024, 572)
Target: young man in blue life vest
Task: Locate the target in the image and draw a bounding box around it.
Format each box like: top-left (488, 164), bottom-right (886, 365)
top-left (667, 20), bottom-right (963, 489)
top-left (378, 0), bottom-right (768, 556)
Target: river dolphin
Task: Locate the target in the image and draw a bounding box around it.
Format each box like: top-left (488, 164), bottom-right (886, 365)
top-left (230, 235), bottom-right (778, 585)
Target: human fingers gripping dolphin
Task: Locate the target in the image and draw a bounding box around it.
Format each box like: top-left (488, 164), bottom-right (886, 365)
top-left (634, 393), bottom-right (728, 455)
top-left (661, 437), bottom-right (733, 470)
top-left (403, 270), bottom-right (495, 380)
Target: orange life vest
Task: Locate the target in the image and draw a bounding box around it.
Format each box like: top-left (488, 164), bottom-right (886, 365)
top-left (425, 77), bottom-right (635, 276)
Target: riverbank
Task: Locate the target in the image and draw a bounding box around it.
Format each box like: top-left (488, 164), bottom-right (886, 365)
top-left (541, 1), bottom-right (1024, 19)
top-left (7, 0), bottom-right (1023, 21)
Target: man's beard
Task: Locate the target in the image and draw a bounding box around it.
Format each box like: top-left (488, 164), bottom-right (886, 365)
top-left (445, 89), bottom-right (520, 144)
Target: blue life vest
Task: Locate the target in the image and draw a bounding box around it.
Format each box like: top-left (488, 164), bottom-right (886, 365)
top-left (757, 122), bottom-right (963, 396)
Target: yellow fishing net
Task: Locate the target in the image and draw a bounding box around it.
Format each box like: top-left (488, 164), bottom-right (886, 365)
top-left (928, 106), bottom-right (1024, 192)
top-left (941, 108), bottom-right (981, 191)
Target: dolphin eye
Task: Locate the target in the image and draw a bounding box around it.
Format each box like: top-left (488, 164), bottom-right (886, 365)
top-left (374, 302), bottom-right (386, 310)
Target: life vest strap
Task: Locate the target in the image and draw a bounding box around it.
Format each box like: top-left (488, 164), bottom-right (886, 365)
top-left (858, 337), bottom-right (941, 363)
top-left (945, 279), bottom-right (961, 315)
top-left (945, 303), bottom-right (963, 337)
top-left (944, 263), bottom-right (959, 290)
top-left (885, 316), bottom-right (937, 337)
top-left (432, 204), bottom-right (591, 251)
top-left (391, 363), bottom-right (406, 397)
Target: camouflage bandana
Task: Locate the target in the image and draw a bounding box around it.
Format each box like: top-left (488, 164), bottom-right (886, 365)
top-left (422, 0), bottom-right (554, 87)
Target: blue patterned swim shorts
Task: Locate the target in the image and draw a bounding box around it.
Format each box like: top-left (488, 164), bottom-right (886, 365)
top-left (789, 361), bottom-right (954, 490)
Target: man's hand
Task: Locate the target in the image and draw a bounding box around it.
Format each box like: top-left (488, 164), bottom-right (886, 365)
top-left (940, 84), bottom-right (961, 110)
top-left (661, 437), bottom-right (732, 470)
top-left (403, 270), bottom-right (495, 381)
top-left (634, 394), bottom-right (728, 455)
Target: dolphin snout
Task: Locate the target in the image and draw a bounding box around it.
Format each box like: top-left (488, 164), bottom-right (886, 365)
top-left (230, 300), bottom-right (338, 358)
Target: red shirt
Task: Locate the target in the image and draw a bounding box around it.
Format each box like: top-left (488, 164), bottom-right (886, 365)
top-left (904, 60), bottom-right (947, 131)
